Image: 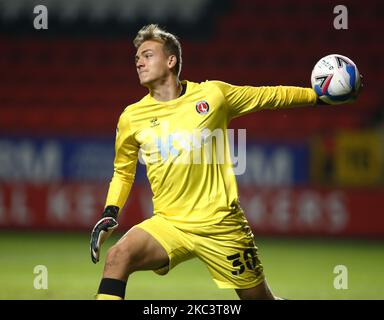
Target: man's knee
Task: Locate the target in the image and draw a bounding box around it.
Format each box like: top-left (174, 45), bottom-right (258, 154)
top-left (105, 242), bottom-right (135, 274)
top-left (236, 280), bottom-right (276, 300)
top-left (103, 227), bottom-right (169, 278)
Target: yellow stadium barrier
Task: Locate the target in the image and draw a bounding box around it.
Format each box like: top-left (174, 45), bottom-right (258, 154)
top-left (334, 130), bottom-right (383, 186)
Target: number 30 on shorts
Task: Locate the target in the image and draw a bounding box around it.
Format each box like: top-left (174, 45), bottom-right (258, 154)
top-left (226, 249), bottom-right (261, 276)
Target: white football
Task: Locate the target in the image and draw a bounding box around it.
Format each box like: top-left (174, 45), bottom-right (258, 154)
top-left (311, 54), bottom-right (361, 104)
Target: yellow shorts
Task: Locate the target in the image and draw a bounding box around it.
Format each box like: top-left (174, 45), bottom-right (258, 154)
top-left (135, 210), bottom-right (265, 289)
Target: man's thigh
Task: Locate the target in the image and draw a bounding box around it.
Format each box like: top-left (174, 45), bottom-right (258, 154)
top-left (114, 226), bottom-right (170, 272)
top-left (135, 215), bottom-right (195, 275)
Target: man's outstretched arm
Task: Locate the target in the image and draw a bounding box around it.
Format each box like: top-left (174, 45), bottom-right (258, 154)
top-left (211, 77), bottom-right (362, 119)
top-left (211, 81), bottom-right (318, 119)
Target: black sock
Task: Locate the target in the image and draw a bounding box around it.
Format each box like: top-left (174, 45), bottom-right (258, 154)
top-left (98, 278), bottom-right (127, 299)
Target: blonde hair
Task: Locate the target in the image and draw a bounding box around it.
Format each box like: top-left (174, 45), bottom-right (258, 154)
top-left (133, 24), bottom-right (182, 77)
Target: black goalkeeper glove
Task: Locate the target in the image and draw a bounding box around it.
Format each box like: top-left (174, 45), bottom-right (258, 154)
top-left (90, 206), bottom-right (119, 264)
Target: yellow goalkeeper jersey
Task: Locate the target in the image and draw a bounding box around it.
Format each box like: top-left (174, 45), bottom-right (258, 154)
top-left (105, 80), bottom-right (317, 229)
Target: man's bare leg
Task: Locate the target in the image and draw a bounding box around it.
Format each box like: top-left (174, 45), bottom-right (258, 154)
top-left (96, 227), bottom-right (169, 299)
top-left (235, 280), bottom-right (280, 300)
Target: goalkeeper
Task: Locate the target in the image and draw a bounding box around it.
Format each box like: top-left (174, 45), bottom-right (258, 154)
top-left (90, 24), bottom-right (359, 300)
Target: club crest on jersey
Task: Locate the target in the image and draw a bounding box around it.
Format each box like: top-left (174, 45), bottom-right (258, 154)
top-left (195, 100), bottom-right (210, 115)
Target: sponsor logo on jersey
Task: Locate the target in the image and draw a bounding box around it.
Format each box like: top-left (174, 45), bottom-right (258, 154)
top-left (150, 117), bottom-right (160, 127)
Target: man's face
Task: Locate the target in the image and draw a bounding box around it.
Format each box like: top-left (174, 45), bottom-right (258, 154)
top-left (135, 40), bottom-right (172, 86)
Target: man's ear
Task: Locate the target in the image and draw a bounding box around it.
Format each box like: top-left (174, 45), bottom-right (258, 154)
top-left (168, 55), bottom-right (177, 69)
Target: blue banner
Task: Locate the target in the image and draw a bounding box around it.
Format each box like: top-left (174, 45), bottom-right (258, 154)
top-left (0, 138), bottom-right (309, 185)
top-left (236, 142), bottom-right (310, 186)
top-left (0, 137), bottom-right (147, 183)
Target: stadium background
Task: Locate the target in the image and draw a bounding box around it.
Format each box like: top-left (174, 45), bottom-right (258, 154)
top-left (0, 0), bottom-right (383, 299)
